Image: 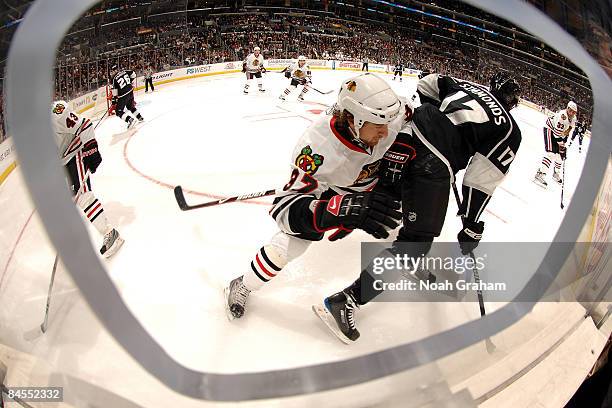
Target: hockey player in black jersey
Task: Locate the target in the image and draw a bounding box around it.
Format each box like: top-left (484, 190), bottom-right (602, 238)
top-left (110, 65), bottom-right (145, 129)
top-left (315, 72), bottom-right (522, 343)
top-left (392, 62), bottom-right (404, 82)
top-left (568, 120), bottom-right (587, 153)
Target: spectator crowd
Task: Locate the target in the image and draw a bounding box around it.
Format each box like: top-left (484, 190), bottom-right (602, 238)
top-left (1, 7), bottom-right (594, 143)
top-left (54, 12), bottom-right (593, 115)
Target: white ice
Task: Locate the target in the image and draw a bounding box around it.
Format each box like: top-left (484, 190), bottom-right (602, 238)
top-left (0, 69), bottom-right (589, 405)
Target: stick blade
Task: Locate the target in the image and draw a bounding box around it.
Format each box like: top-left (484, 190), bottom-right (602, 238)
top-left (173, 186), bottom-right (189, 210)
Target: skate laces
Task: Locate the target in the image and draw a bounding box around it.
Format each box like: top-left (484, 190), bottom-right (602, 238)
top-left (103, 229), bottom-right (116, 248)
top-left (344, 293), bottom-right (358, 330)
top-left (234, 279), bottom-right (250, 305)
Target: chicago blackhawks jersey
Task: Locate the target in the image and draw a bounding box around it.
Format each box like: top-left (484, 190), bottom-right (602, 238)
top-left (51, 101), bottom-right (95, 165)
top-left (271, 113), bottom-right (404, 236)
top-left (112, 70), bottom-right (137, 98)
top-left (415, 73), bottom-right (522, 222)
top-left (545, 108), bottom-right (576, 141)
top-left (289, 62), bottom-right (311, 81)
top-left (244, 53), bottom-right (265, 73)
top-left (394, 63), bottom-right (404, 72)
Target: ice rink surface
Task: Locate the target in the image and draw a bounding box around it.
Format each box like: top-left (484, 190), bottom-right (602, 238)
top-left (0, 70), bottom-right (589, 402)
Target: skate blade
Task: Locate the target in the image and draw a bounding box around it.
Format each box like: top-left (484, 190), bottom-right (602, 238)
top-left (312, 304), bottom-right (352, 345)
top-left (103, 237), bottom-right (125, 258)
top-left (532, 179), bottom-right (548, 189)
top-left (223, 286), bottom-right (236, 322)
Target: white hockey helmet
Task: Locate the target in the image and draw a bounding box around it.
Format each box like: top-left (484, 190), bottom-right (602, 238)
top-left (298, 55), bottom-right (306, 61)
top-left (336, 73), bottom-right (402, 139)
top-left (567, 100), bottom-right (578, 113)
top-left (253, 46), bottom-right (261, 52)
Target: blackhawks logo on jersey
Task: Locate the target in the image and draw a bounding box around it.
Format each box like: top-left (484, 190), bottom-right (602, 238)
top-left (295, 145), bottom-right (324, 175)
top-left (347, 80), bottom-right (357, 92)
top-left (53, 103), bottom-right (66, 115)
top-left (354, 161), bottom-right (380, 183)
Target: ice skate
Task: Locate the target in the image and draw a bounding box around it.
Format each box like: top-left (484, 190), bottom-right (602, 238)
top-left (297, 95), bottom-right (304, 102)
top-left (553, 171), bottom-right (563, 185)
top-left (312, 291), bottom-right (360, 344)
top-left (126, 116), bottom-right (136, 129)
top-left (533, 170), bottom-right (548, 188)
top-left (100, 228), bottom-right (124, 258)
top-left (279, 95), bottom-right (286, 101)
top-left (225, 276), bottom-right (251, 320)
top-left (136, 114), bottom-right (145, 123)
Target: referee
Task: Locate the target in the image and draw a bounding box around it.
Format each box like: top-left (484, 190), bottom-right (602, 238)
top-left (144, 65), bottom-right (155, 93)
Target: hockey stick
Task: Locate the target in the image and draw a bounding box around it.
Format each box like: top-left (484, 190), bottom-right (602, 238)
top-left (452, 182), bottom-right (496, 353)
top-left (41, 253), bottom-right (60, 333)
top-left (452, 183), bottom-right (486, 317)
top-left (560, 157), bottom-right (567, 209)
top-left (174, 185), bottom-right (277, 211)
top-left (93, 106), bottom-right (110, 130)
top-left (309, 86), bottom-right (334, 95)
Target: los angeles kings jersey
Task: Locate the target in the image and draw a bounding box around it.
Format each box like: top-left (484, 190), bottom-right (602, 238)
top-left (271, 112), bottom-right (404, 236)
top-left (415, 74), bottom-right (522, 222)
top-left (51, 101), bottom-right (95, 165)
top-left (112, 70), bottom-right (137, 98)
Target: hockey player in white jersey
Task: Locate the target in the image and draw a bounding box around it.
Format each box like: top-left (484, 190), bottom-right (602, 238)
top-left (279, 55), bottom-right (311, 101)
top-left (225, 73), bottom-right (407, 320)
top-left (534, 101), bottom-right (577, 187)
top-left (242, 46), bottom-right (266, 94)
top-left (51, 101), bottom-right (124, 257)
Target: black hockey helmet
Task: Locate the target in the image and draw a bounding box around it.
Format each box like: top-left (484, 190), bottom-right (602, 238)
top-left (490, 72), bottom-right (521, 110)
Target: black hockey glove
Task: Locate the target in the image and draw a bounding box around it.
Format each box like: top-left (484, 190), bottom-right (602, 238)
top-left (379, 133), bottom-right (415, 188)
top-left (284, 70), bottom-right (291, 79)
top-left (457, 218), bottom-right (484, 255)
top-left (242, 63), bottom-right (246, 73)
top-left (261, 66), bottom-right (267, 73)
top-left (558, 141), bottom-right (567, 160)
top-left (313, 192), bottom-right (402, 241)
top-left (82, 139), bottom-right (102, 173)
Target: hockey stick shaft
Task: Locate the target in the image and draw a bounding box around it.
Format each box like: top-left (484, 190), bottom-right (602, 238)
top-left (560, 157), bottom-right (567, 209)
top-left (174, 185), bottom-right (277, 211)
top-left (93, 107), bottom-right (109, 130)
top-left (40, 253), bottom-right (60, 333)
top-left (452, 183), bottom-right (486, 316)
top-left (309, 86), bottom-right (333, 95)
